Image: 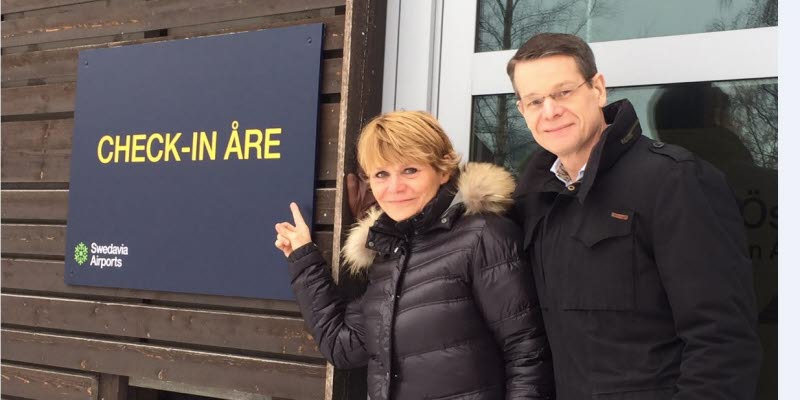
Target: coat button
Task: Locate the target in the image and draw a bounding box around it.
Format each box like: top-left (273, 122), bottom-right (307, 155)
top-left (567, 185), bottom-right (576, 191)
top-left (652, 141), bottom-right (665, 148)
top-left (368, 241), bottom-right (374, 247)
top-left (441, 217), bottom-right (448, 223)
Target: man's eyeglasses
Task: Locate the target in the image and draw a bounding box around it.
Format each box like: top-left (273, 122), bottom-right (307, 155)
top-left (517, 80), bottom-right (590, 113)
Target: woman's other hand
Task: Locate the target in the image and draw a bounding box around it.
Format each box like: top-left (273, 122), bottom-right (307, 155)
top-left (274, 202), bottom-right (312, 257)
top-left (346, 172), bottom-right (377, 220)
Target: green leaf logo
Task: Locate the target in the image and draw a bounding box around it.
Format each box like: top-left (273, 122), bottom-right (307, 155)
top-left (74, 242), bottom-right (89, 265)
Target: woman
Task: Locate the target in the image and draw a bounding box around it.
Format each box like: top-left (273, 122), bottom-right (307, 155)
top-left (275, 111), bottom-right (553, 399)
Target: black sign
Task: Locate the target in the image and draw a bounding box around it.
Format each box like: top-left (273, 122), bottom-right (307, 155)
top-left (65, 24), bottom-right (323, 300)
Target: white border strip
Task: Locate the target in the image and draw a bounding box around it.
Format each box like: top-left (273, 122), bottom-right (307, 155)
top-left (381, 0), bottom-right (441, 112)
top-left (472, 27), bottom-right (778, 95)
top-left (437, 0), bottom-right (479, 159)
top-left (381, 0), bottom-right (402, 112)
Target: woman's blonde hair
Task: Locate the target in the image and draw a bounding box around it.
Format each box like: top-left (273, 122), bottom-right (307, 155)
top-left (357, 110), bottom-right (461, 177)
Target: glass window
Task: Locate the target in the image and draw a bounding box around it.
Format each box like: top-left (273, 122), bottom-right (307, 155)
top-left (470, 94), bottom-right (535, 176)
top-left (476, 0), bottom-right (777, 52)
top-left (470, 78), bottom-right (777, 398)
top-left (471, 79), bottom-right (777, 169)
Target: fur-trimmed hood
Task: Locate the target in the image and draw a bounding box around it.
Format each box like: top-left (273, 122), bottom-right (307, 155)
top-left (342, 162), bottom-right (516, 274)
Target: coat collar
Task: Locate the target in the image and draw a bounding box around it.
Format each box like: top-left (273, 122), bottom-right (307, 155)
top-left (515, 99), bottom-right (642, 203)
top-left (342, 162), bottom-right (516, 274)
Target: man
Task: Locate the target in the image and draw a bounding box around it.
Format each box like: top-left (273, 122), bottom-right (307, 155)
top-left (507, 33), bottom-right (762, 399)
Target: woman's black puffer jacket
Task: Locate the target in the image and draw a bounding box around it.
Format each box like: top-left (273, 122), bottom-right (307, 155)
top-left (287, 163), bottom-right (554, 399)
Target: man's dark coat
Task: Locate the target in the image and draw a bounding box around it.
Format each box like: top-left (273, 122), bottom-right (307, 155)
top-left (512, 99), bottom-right (762, 399)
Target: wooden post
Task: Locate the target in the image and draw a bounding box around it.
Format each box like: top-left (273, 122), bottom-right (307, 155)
top-left (98, 374), bottom-right (128, 400)
top-left (329, 0), bottom-right (387, 399)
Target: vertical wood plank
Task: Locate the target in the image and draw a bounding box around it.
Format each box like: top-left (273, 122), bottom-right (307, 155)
top-left (327, 0), bottom-right (387, 399)
top-left (97, 374), bottom-right (127, 400)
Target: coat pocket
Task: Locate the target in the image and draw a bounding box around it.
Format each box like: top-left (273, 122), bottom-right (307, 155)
top-left (560, 208), bottom-right (636, 311)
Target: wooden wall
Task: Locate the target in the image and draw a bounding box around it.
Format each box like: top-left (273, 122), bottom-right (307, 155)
top-left (1, 1), bottom-right (385, 399)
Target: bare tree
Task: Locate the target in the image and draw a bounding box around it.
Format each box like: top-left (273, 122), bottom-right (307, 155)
top-left (477, 0), bottom-right (610, 51)
top-left (710, 0), bottom-right (778, 170)
top-left (712, 0), bottom-right (777, 30)
top-left (726, 81), bottom-right (778, 169)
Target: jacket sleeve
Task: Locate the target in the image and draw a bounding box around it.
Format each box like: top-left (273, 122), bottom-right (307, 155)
top-left (287, 243), bottom-right (369, 369)
top-left (470, 216), bottom-right (554, 399)
top-left (652, 160), bottom-right (762, 399)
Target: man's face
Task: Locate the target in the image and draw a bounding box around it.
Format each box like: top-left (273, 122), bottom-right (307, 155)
top-left (513, 55), bottom-right (608, 162)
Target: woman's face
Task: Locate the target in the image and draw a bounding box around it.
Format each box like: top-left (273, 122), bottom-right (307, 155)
top-left (367, 162), bottom-right (450, 222)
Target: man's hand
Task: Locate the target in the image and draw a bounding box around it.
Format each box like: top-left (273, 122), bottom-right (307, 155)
top-left (275, 202), bottom-right (312, 258)
top-left (346, 172), bottom-right (377, 220)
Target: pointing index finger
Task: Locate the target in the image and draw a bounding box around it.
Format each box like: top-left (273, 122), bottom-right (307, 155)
top-left (289, 202), bottom-right (308, 228)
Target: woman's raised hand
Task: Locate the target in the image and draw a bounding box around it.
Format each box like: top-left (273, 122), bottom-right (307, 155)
top-left (274, 202), bottom-right (312, 258)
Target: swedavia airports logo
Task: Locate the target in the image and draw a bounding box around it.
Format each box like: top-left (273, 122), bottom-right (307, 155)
top-left (72, 241), bottom-right (129, 269)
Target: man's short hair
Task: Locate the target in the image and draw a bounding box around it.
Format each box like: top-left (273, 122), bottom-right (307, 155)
top-left (507, 33), bottom-right (598, 96)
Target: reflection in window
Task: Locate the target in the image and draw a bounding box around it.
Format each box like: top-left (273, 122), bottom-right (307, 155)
top-left (469, 78), bottom-right (777, 398)
top-left (476, 0), bottom-right (777, 52)
top-left (470, 94), bottom-right (538, 176)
